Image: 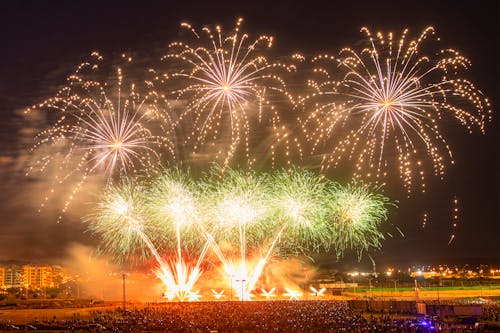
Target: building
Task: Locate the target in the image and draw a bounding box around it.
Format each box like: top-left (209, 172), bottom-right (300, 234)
top-left (4, 265), bottom-right (24, 288)
top-left (22, 265), bottom-right (54, 289)
top-left (0, 267), bottom-right (4, 288)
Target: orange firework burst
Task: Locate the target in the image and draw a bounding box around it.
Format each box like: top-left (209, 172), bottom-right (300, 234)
top-left (26, 53), bottom-right (176, 220)
top-left (302, 27), bottom-right (491, 192)
top-left (162, 18), bottom-right (300, 167)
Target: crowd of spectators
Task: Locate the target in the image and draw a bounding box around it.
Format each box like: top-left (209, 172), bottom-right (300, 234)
top-left (482, 303), bottom-right (499, 322)
top-left (0, 300), bottom-right (498, 332)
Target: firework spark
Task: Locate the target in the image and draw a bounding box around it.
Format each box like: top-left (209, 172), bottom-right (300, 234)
top-left (163, 18), bottom-right (298, 167)
top-left (302, 27), bottom-right (491, 192)
top-left (156, 253), bottom-right (207, 302)
top-left (145, 169), bottom-right (214, 301)
top-left (83, 179), bottom-right (162, 260)
top-left (86, 172), bottom-right (210, 301)
top-left (26, 53), bottom-right (174, 219)
top-left (324, 183), bottom-right (393, 258)
top-left (269, 168), bottom-right (329, 253)
top-left (146, 169), bottom-right (201, 254)
top-left (448, 195), bottom-right (459, 245)
top-left (200, 168), bottom-right (269, 257)
top-left (199, 168), bottom-right (271, 300)
top-left (422, 211), bottom-right (429, 229)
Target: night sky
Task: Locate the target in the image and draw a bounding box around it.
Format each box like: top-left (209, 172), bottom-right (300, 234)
top-left (0, 0), bottom-right (498, 269)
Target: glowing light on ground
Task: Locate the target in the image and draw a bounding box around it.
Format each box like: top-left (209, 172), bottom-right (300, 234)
top-left (211, 289), bottom-right (225, 300)
top-left (309, 286), bottom-right (326, 297)
top-left (260, 288), bottom-right (276, 299)
top-left (283, 288), bottom-right (303, 300)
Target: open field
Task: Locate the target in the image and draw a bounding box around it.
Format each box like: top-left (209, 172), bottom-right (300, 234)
top-left (0, 306), bottom-right (116, 324)
top-left (356, 285), bottom-right (500, 292)
top-left (345, 287), bottom-right (500, 301)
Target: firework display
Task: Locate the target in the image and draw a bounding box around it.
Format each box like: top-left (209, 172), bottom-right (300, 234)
top-left (26, 18), bottom-right (492, 301)
top-left (84, 179), bottom-right (164, 262)
top-left (161, 18), bottom-right (299, 167)
top-left (85, 167), bottom-right (393, 300)
top-left (302, 27), bottom-right (491, 192)
top-left (323, 183), bottom-right (393, 259)
top-left (26, 53), bottom-right (176, 220)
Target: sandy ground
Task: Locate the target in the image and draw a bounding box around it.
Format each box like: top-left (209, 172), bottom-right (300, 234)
top-left (0, 306), bottom-right (118, 324)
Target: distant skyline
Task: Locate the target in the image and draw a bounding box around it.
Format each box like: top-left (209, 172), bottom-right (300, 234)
top-left (0, 0), bottom-right (498, 267)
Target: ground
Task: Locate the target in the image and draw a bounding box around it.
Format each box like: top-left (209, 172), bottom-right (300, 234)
top-left (1, 288), bottom-right (499, 324)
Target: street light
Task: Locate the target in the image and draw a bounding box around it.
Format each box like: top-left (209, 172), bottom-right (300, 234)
top-left (122, 273), bottom-right (126, 311)
top-left (235, 278), bottom-right (246, 302)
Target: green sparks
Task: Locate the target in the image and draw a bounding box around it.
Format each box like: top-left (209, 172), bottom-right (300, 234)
top-left (85, 167), bottom-right (395, 261)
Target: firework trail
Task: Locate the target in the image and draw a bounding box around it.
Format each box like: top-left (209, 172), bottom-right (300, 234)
top-left (448, 195), bottom-right (459, 245)
top-left (422, 211), bottom-right (429, 229)
top-left (199, 168), bottom-right (393, 299)
top-left (86, 175), bottom-right (209, 301)
top-left (162, 18), bottom-right (299, 168)
top-left (199, 168), bottom-right (270, 299)
top-left (26, 53), bottom-right (176, 220)
top-left (302, 27), bottom-right (491, 192)
top-left (146, 168), bottom-right (215, 301)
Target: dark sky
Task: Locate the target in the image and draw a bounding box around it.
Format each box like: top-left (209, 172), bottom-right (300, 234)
top-left (0, 0), bottom-right (498, 268)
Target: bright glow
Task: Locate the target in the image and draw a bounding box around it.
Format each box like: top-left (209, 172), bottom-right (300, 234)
top-left (283, 288), bottom-right (303, 300)
top-left (156, 258), bottom-right (204, 302)
top-left (309, 286), bottom-right (326, 297)
top-left (112, 199), bottom-right (129, 216)
top-left (217, 197), bottom-right (259, 226)
top-left (260, 288), bottom-right (276, 299)
top-left (211, 289), bottom-right (225, 300)
top-left (226, 263), bottom-right (254, 301)
top-left (188, 290), bottom-right (201, 302)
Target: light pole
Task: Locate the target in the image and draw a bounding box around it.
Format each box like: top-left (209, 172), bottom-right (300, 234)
top-left (235, 278), bottom-right (246, 302)
top-left (122, 273), bottom-right (126, 311)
